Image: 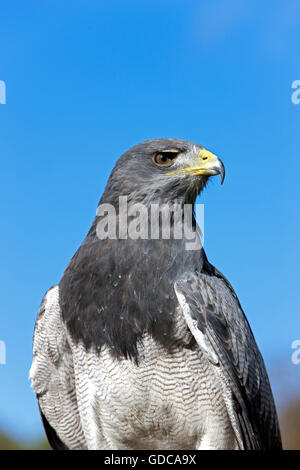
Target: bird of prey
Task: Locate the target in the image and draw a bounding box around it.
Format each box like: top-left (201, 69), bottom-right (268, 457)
top-left (30, 138), bottom-right (282, 450)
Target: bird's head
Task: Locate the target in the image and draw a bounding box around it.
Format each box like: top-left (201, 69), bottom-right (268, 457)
top-left (102, 138), bottom-right (225, 206)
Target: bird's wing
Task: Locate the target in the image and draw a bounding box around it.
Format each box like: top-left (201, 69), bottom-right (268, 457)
top-left (174, 268), bottom-right (282, 450)
top-left (30, 285), bottom-right (86, 450)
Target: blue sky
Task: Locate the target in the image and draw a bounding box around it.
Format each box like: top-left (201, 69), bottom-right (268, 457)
top-left (0, 0), bottom-right (300, 440)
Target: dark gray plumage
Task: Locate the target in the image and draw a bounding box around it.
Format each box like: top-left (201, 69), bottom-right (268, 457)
top-left (30, 138), bottom-right (282, 450)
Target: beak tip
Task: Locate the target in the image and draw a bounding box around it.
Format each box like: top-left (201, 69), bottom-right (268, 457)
top-left (220, 160), bottom-right (225, 185)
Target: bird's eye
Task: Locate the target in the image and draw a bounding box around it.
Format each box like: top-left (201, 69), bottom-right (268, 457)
top-left (153, 152), bottom-right (177, 167)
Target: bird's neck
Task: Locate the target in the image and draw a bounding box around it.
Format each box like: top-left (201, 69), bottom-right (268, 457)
top-left (92, 192), bottom-right (202, 252)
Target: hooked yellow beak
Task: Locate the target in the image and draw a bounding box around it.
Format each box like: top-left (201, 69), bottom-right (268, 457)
top-left (166, 148), bottom-right (225, 184)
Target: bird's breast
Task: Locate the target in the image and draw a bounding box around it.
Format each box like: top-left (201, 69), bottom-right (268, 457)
top-left (69, 309), bottom-right (235, 449)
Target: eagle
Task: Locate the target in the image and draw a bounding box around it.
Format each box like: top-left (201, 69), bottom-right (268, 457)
top-left (30, 138), bottom-right (282, 450)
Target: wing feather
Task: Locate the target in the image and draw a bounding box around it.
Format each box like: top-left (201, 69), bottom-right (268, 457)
top-left (175, 269), bottom-right (282, 450)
